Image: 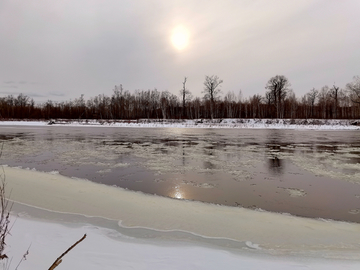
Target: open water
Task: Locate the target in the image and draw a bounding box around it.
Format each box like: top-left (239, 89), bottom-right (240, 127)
top-left (1, 125), bottom-right (360, 222)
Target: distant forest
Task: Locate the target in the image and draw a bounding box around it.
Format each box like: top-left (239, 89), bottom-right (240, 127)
top-left (1, 75), bottom-right (360, 120)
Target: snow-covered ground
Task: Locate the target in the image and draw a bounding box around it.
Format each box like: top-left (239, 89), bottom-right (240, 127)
top-left (7, 216), bottom-right (360, 270)
top-left (0, 118), bottom-right (359, 129)
top-left (4, 166), bottom-right (360, 269)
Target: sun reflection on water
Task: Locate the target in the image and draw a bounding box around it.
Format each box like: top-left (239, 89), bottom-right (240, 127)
top-left (173, 185), bottom-right (183, 199)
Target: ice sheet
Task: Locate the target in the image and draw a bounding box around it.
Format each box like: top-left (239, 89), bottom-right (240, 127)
top-left (4, 166), bottom-right (360, 259)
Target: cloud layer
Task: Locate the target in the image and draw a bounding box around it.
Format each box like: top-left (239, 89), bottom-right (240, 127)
top-left (1, 0), bottom-right (359, 102)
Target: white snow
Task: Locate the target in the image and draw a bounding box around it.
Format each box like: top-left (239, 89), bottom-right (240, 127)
top-left (6, 216), bottom-right (360, 270)
top-left (3, 167), bottom-right (360, 269)
top-left (0, 118), bottom-right (359, 130)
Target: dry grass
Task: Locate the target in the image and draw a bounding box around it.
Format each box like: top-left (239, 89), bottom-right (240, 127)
top-left (0, 146), bottom-right (12, 261)
top-left (0, 143), bottom-right (86, 269)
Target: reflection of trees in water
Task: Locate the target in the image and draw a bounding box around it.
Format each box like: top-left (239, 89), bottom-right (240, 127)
top-left (266, 130), bottom-right (284, 175)
top-left (268, 155), bottom-right (283, 174)
top-left (182, 144), bottom-right (185, 167)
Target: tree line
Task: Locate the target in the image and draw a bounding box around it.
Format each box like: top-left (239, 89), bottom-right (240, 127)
top-left (1, 75), bottom-right (360, 120)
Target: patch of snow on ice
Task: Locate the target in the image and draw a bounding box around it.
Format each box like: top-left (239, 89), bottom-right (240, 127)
top-left (245, 241), bottom-right (262, 250)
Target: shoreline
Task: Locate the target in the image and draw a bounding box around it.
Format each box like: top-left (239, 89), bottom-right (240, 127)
top-left (9, 216), bottom-right (360, 270)
top-left (4, 166), bottom-right (360, 259)
top-left (0, 118), bottom-right (359, 130)
top-left (10, 201), bottom-right (254, 253)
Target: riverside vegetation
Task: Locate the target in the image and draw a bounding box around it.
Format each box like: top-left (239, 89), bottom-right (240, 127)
top-left (1, 75), bottom-right (360, 120)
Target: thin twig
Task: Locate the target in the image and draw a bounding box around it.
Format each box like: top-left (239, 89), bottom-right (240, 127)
top-left (14, 244), bottom-right (31, 270)
top-left (48, 234), bottom-right (86, 270)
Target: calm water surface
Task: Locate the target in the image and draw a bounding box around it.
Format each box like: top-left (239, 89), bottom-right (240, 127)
top-left (1, 125), bottom-right (360, 222)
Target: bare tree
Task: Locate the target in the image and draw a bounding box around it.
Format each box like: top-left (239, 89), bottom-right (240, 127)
top-left (329, 84), bottom-right (340, 118)
top-left (179, 77), bottom-right (192, 118)
top-left (168, 93), bottom-right (179, 119)
top-left (202, 75), bottom-right (223, 119)
top-left (192, 97), bottom-right (201, 119)
top-left (307, 88), bottom-right (318, 118)
top-left (249, 94), bottom-right (262, 118)
top-left (15, 93), bottom-right (29, 117)
top-left (74, 94), bottom-right (86, 119)
top-left (224, 91), bottom-right (236, 118)
top-left (317, 86), bottom-right (328, 118)
top-left (150, 89), bottom-right (160, 119)
top-left (265, 75), bottom-right (291, 118)
top-left (338, 89), bottom-right (350, 118)
top-left (160, 91), bottom-right (170, 119)
top-left (346, 76), bottom-right (360, 104)
top-left (237, 90), bottom-right (243, 118)
top-left (111, 84), bottom-right (124, 119)
top-left (286, 90), bottom-right (298, 119)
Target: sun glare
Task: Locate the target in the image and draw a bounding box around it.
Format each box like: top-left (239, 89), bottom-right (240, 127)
top-left (171, 26), bottom-right (189, 50)
top-left (173, 185), bottom-right (183, 199)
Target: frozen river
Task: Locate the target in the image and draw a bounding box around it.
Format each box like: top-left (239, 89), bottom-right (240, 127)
top-left (1, 125), bottom-right (360, 222)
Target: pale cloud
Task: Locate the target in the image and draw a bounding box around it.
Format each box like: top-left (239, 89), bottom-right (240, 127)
top-left (0, 0), bottom-right (359, 102)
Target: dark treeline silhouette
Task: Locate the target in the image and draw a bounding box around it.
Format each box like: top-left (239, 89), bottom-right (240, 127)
top-left (1, 75), bottom-right (360, 120)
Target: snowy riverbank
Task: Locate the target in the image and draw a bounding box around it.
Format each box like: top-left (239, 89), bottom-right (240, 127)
top-left (7, 215), bottom-right (360, 270)
top-left (3, 166), bottom-right (360, 269)
top-left (0, 118), bottom-right (360, 129)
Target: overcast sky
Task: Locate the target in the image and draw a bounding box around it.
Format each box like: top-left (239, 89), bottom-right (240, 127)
top-left (1, 0), bottom-right (360, 103)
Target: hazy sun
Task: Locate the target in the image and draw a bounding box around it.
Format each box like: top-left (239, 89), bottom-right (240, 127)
top-left (171, 26), bottom-right (190, 50)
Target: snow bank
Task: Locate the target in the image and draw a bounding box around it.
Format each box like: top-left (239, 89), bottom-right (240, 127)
top-left (0, 118), bottom-right (359, 129)
top-left (7, 218), bottom-right (360, 270)
top-left (7, 216), bottom-right (360, 270)
top-left (4, 166), bottom-right (360, 260)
